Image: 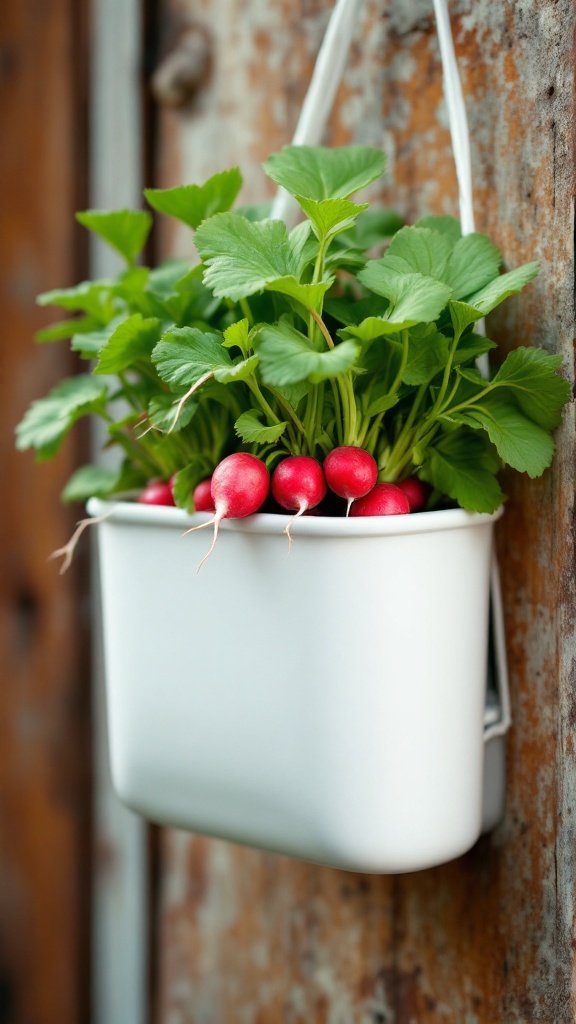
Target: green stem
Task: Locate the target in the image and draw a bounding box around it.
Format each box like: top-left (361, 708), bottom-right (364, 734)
top-left (239, 298), bottom-right (253, 327)
top-left (114, 430), bottom-right (166, 476)
top-left (330, 380), bottom-right (344, 446)
top-left (362, 412), bottom-right (385, 454)
top-left (313, 381), bottom-right (325, 453)
top-left (267, 387), bottom-right (307, 437)
top-left (388, 423), bottom-right (441, 480)
top-left (340, 372), bottom-right (358, 445)
top-left (303, 386), bottom-right (318, 452)
top-left (379, 330), bottom-right (465, 480)
top-left (312, 237), bottom-right (328, 286)
top-left (439, 374), bottom-right (464, 414)
top-left (429, 329), bottom-right (462, 419)
top-left (118, 372), bottom-right (144, 412)
top-left (387, 329), bottom-right (409, 397)
top-left (378, 383), bottom-right (428, 470)
top-left (308, 308), bottom-right (334, 349)
top-left (442, 382), bottom-right (495, 417)
top-left (247, 379), bottom-right (282, 424)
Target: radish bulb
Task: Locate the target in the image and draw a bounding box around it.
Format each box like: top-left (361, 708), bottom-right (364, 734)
top-left (395, 476), bottom-right (431, 512)
top-left (138, 481), bottom-right (175, 506)
top-left (323, 446), bottom-right (378, 515)
top-left (349, 483), bottom-right (410, 517)
top-left (192, 478), bottom-right (215, 512)
top-left (271, 455), bottom-right (327, 546)
top-left (184, 452), bottom-right (269, 571)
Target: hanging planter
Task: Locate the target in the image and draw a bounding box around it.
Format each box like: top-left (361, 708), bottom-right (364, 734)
top-left (15, 4), bottom-right (570, 871)
top-left (88, 497), bottom-right (501, 872)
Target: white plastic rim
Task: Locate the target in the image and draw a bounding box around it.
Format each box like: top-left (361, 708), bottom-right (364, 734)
top-left (88, 498), bottom-right (502, 537)
top-left (89, 500), bottom-right (501, 873)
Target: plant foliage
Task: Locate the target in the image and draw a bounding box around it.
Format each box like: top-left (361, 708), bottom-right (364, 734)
top-left (16, 145), bottom-right (570, 513)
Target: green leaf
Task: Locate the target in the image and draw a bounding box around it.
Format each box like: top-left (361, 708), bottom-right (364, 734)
top-left (296, 196), bottom-right (368, 242)
top-left (148, 264), bottom-right (221, 324)
top-left (94, 314), bottom-right (162, 374)
top-left (15, 376), bottom-right (108, 460)
top-left (324, 248), bottom-right (367, 272)
top-left (364, 391), bottom-right (400, 417)
top-left (338, 207), bottom-right (404, 249)
top-left (403, 323), bottom-right (451, 385)
top-left (288, 220), bottom-right (315, 271)
top-left (234, 410), bottom-right (288, 443)
top-left (148, 393), bottom-right (197, 432)
top-left (420, 429), bottom-right (504, 513)
top-left (348, 272), bottom-right (452, 338)
top-left (491, 346), bottom-right (571, 429)
top-left (415, 215), bottom-right (461, 244)
top-left (71, 326), bottom-right (114, 359)
top-left (37, 281), bottom-right (115, 318)
top-left (62, 464), bottom-right (120, 503)
top-left (325, 295), bottom-right (385, 327)
top-left (269, 379), bottom-right (311, 410)
top-left (447, 391), bottom-right (555, 477)
top-left (456, 367), bottom-right (485, 385)
top-left (172, 458), bottom-right (216, 512)
top-left (214, 354), bottom-right (259, 383)
top-left (236, 202), bottom-right (272, 221)
top-left (453, 334), bottom-right (497, 366)
top-left (223, 319), bottom-right (250, 355)
top-left (384, 226), bottom-right (452, 279)
top-left (449, 300), bottom-right (485, 336)
top-left (35, 315), bottom-right (98, 343)
top-left (146, 259), bottom-right (191, 296)
top-left (195, 213), bottom-right (297, 300)
top-left (265, 275), bottom-right (333, 310)
top-left (144, 168), bottom-right (243, 230)
top-left (465, 262), bottom-right (540, 313)
top-left (76, 209), bottom-right (152, 266)
top-left (443, 234), bottom-right (502, 299)
top-left (152, 327), bottom-right (231, 389)
top-left (256, 322), bottom-right (359, 385)
top-left (113, 266), bottom-right (151, 304)
top-left (263, 145), bottom-right (386, 201)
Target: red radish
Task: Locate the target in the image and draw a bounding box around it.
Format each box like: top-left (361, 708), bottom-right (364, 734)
top-left (192, 478), bottom-right (215, 512)
top-left (183, 452), bottom-right (269, 570)
top-left (323, 446), bottom-right (378, 515)
top-left (138, 481), bottom-right (175, 506)
top-left (395, 476), bottom-right (430, 512)
top-left (349, 483), bottom-right (410, 517)
top-left (271, 455), bottom-right (327, 545)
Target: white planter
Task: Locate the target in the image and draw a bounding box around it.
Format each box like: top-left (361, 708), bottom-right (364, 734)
top-left (88, 498), bottom-right (503, 874)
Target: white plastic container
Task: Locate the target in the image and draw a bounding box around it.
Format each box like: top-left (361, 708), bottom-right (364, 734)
top-left (88, 499), bottom-right (503, 874)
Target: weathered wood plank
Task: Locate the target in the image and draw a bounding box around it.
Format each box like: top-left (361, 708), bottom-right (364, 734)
top-left (148, 1), bottom-right (575, 1020)
top-left (0, 2), bottom-right (92, 1022)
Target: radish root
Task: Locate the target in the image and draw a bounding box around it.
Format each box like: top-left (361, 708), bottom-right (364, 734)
top-left (284, 504), bottom-right (307, 551)
top-left (182, 514), bottom-right (223, 573)
top-left (50, 507), bottom-right (115, 574)
top-left (169, 371), bottom-right (214, 434)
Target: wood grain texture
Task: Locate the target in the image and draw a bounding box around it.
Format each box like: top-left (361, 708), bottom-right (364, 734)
top-left (0, 2), bottom-right (92, 1022)
top-left (149, 1), bottom-right (575, 1020)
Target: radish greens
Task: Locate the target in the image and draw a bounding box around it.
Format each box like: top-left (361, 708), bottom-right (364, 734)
top-left (16, 144), bottom-right (570, 515)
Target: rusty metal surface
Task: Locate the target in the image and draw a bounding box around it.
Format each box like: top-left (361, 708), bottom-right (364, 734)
top-left (149, 1), bottom-right (575, 1020)
top-left (0, 2), bottom-right (92, 1022)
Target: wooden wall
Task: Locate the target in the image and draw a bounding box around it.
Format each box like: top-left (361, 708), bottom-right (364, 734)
top-left (1, 1), bottom-right (574, 1021)
top-left (0, 1), bottom-right (92, 1022)
top-left (148, 1), bottom-right (576, 1021)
